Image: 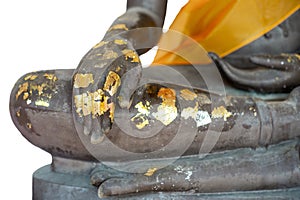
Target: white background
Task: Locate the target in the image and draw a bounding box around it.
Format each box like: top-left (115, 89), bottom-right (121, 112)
top-left (0, 0), bottom-right (187, 199)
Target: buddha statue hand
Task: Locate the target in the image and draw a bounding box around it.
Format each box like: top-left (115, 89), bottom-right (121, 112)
top-left (209, 52), bottom-right (300, 93)
top-left (73, 35), bottom-right (142, 144)
top-left (72, 5), bottom-right (166, 144)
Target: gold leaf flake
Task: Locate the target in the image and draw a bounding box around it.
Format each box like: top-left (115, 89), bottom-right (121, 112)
top-left (26, 123), bottom-right (32, 129)
top-left (144, 168), bottom-right (158, 176)
top-left (122, 49), bottom-right (140, 63)
top-left (108, 24), bottom-right (128, 32)
top-left (16, 82), bottom-right (29, 100)
top-left (211, 106), bottom-right (232, 121)
top-left (180, 89), bottom-right (197, 101)
top-left (74, 89), bottom-right (112, 118)
top-left (115, 66), bottom-right (121, 72)
top-left (24, 74), bottom-right (38, 81)
top-left (35, 100), bottom-right (49, 107)
top-left (181, 102), bottom-right (198, 120)
top-left (152, 88), bottom-right (177, 126)
top-left (157, 88), bottom-right (176, 107)
top-left (134, 117), bottom-right (149, 129)
top-left (44, 73), bottom-right (58, 82)
top-left (114, 39), bottom-right (127, 45)
top-left (135, 101), bottom-right (151, 116)
top-left (73, 73), bottom-right (94, 88)
top-left (103, 71), bottom-right (121, 96)
top-left (23, 92), bottom-right (29, 100)
top-left (93, 41), bottom-right (108, 49)
top-left (131, 101), bottom-right (151, 129)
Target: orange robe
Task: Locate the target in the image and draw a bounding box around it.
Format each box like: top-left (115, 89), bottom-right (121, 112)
top-left (153, 0), bottom-right (300, 65)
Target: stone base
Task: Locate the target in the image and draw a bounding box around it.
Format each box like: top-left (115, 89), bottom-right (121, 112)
top-left (33, 165), bottom-right (300, 200)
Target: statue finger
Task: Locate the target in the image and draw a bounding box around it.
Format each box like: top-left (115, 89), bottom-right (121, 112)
top-left (98, 177), bottom-right (142, 197)
top-left (209, 52), bottom-right (292, 92)
top-left (90, 166), bottom-right (127, 187)
top-left (118, 65), bottom-right (142, 109)
top-left (250, 54), bottom-right (300, 71)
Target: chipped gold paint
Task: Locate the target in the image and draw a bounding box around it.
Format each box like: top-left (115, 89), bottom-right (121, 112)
top-left (181, 102), bottom-right (198, 120)
top-left (108, 24), bottom-right (128, 32)
top-left (16, 74), bottom-right (57, 108)
top-left (131, 101), bottom-right (151, 129)
top-left (109, 103), bottom-right (115, 122)
top-left (131, 114), bottom-right (149, 129)
top-left (211, 106), bottom-right (232, 121)
top-left (152, 88), bottom-right (177, 126)
top-left (26, 123), bottom-right (32, 129)
top-left (101, 50), bottom-right (118, 60)
top-left (16, 82), bottom-right (29, 100)
top-left (93, 90), bottom-right (110, 116)
top-left (30, 83), bottom-right (47, 96)
top-left (93, 41), bottom-right (108, 49)
top-left (35, 99), bottom-right (50, 107)
top-left (24, 74), bottom-right (38, 81)
top-left (23, 92), bottom-right (29, 100)
top-left (115, 66), bottom-right (121, 72)
top-left (180, 102), bottom-right (211, 127)
top-left (103, 71), bottom-right (121, 96)
top-left (74, 89), bottom-right (113, 118)
top-left (180, 89), bottom-right (197, 101)
top-left (114, 39), bottom-right (127, 45)
top-left (157, 88), bottom-right (176, 107)
top-left (135, 101), bottom-right (151, 115)
top-left (16, 111), bottom-right (21, 117)
top-left (122, 49), bottom-right (140, 63)
top-left (136, 119), bottom-right (149, 129)
top-left (44, 73), bottom-right (58, 82)
top-left (144, 168), bottom-right (158, 176)
top-left (17, 73), bottom-right (57, 106)
top-left (73, 73), bottom-right (94, 88)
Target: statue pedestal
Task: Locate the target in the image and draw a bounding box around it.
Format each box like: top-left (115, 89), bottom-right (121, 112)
top-left (33, 165), bottom-right (99, 200)
top-left (33, 163), bottom-right (300, 200)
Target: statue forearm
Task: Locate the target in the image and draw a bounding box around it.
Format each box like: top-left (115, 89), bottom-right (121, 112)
top-left (101, 0), bottom-right (167, 53)
top-left (127, 0), bottom-right (167, 28)
top-left (10, 68), bottom-right (300, 161)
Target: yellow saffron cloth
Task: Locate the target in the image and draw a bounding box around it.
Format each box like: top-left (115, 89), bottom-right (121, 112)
top-left (152, 0), bottom-right (300, 65)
